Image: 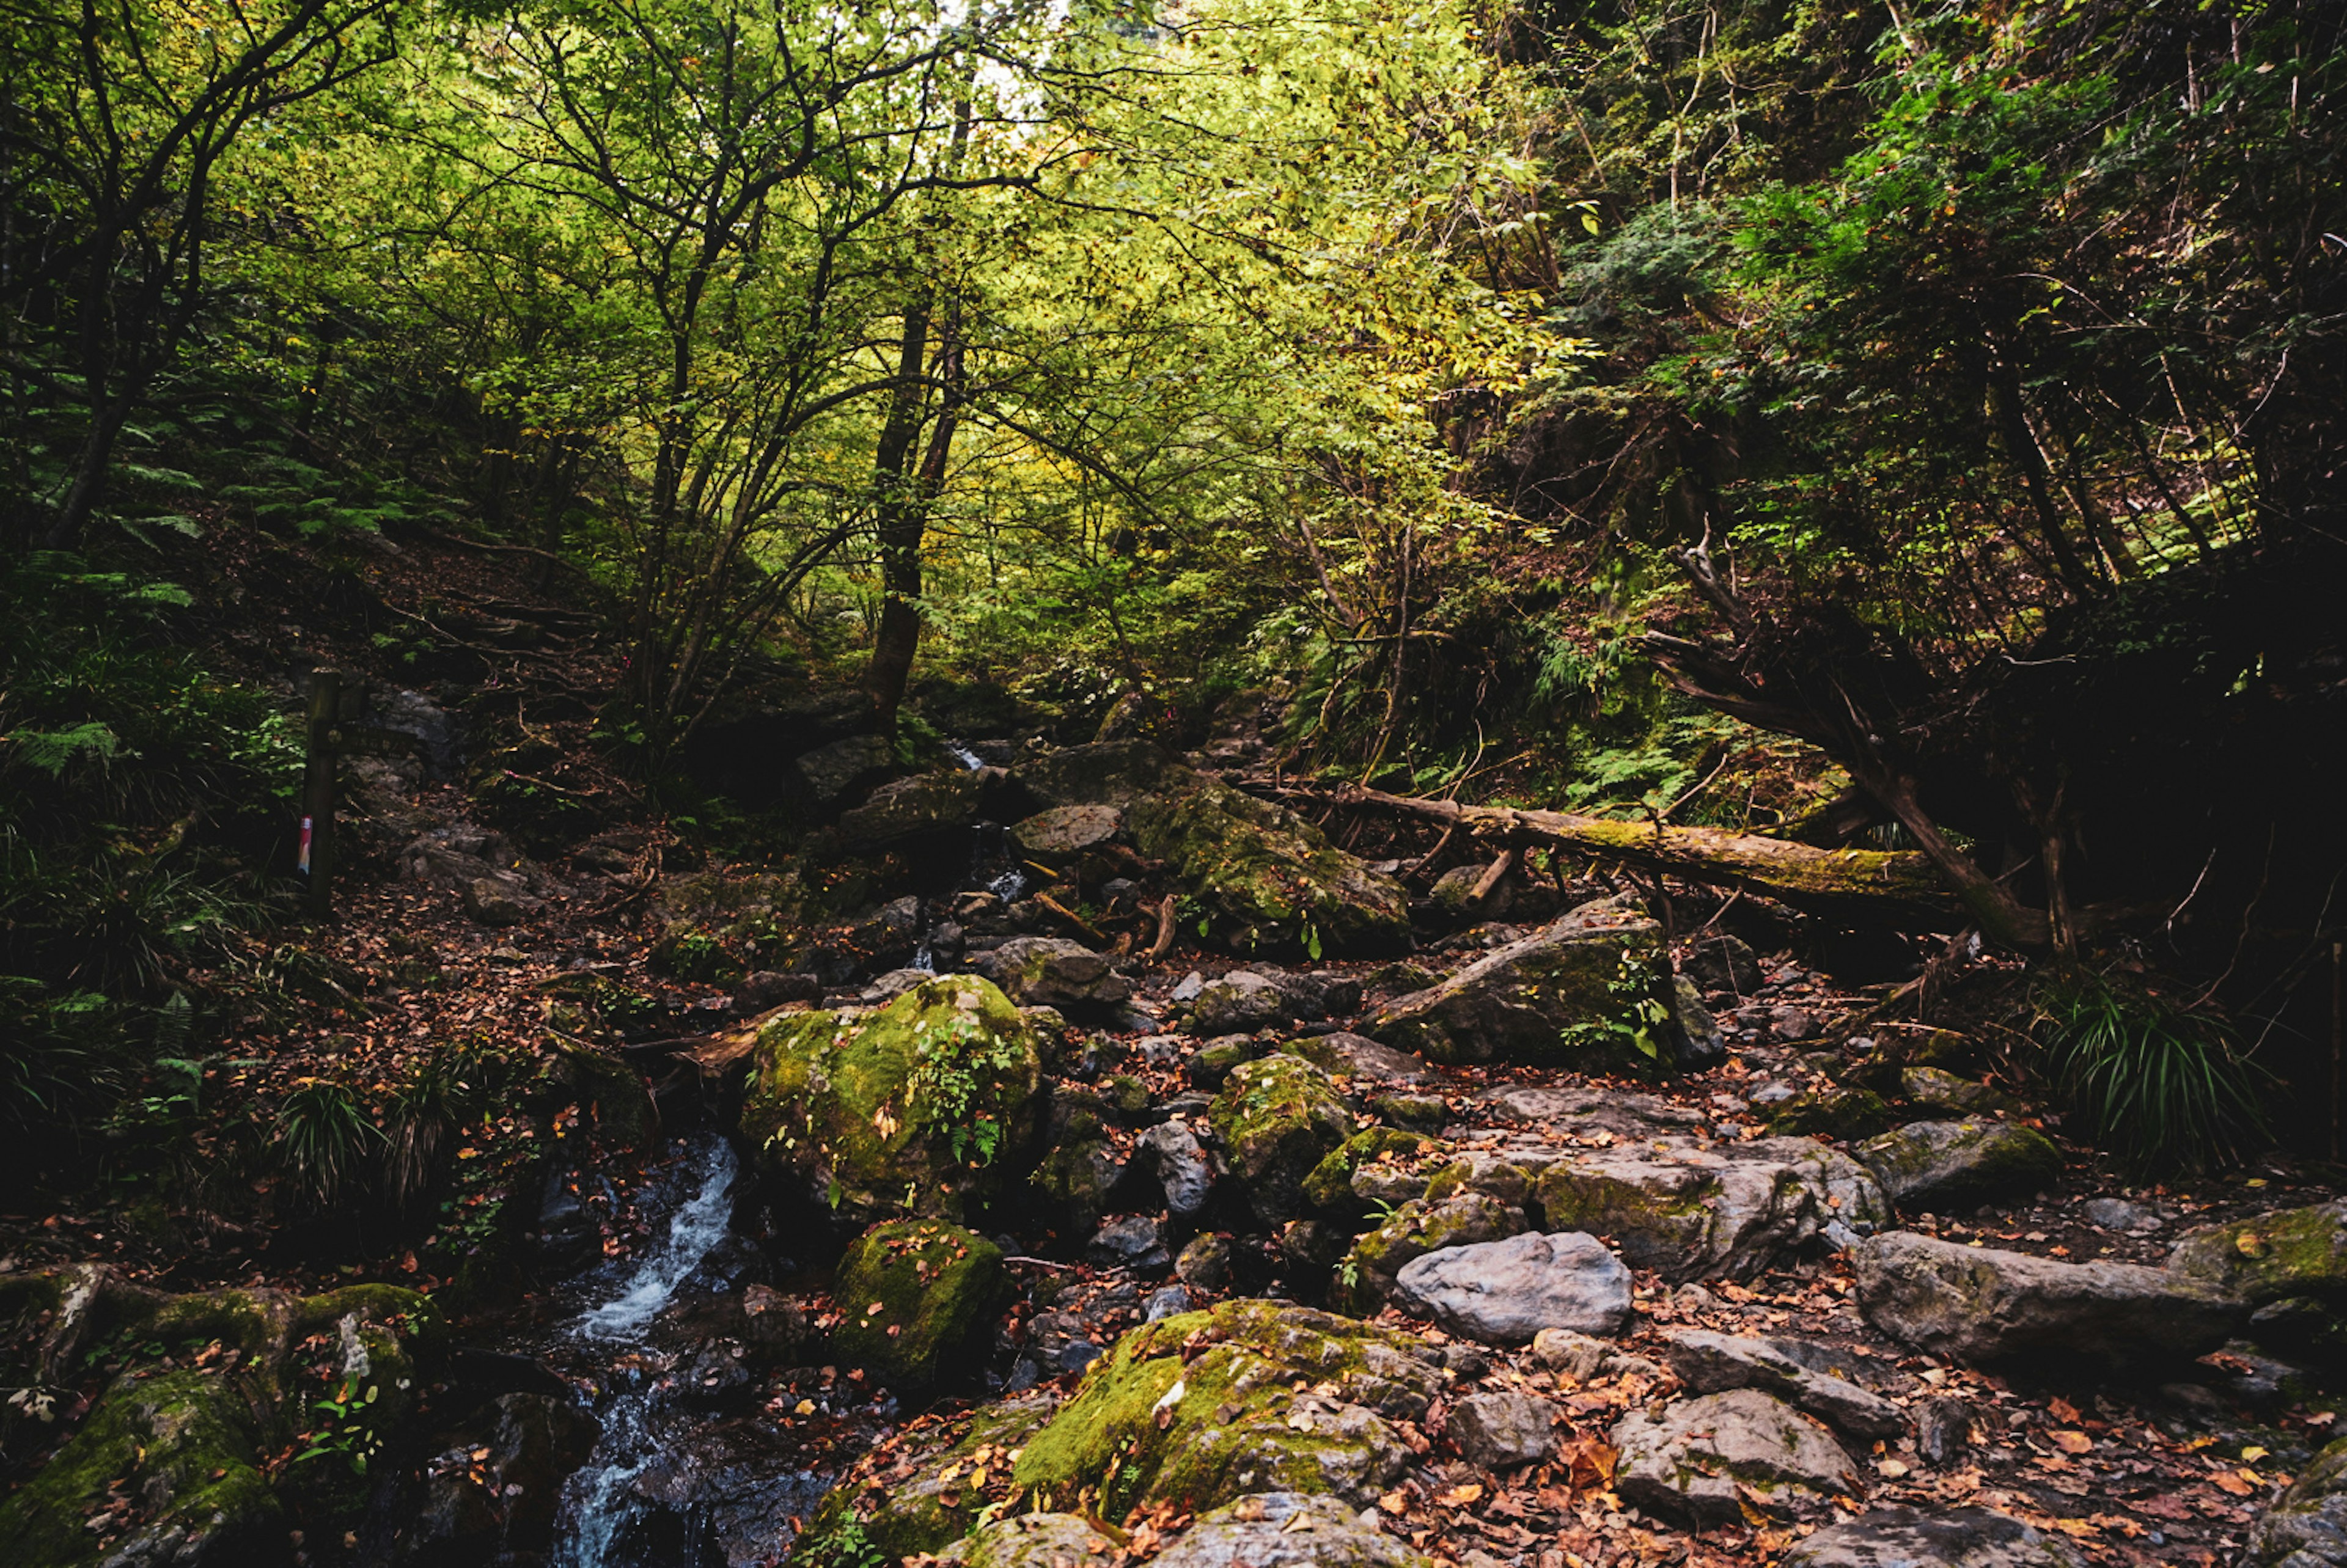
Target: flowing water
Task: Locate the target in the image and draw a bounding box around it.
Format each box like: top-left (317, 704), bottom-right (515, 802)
top-left (543, 1134), bottom-right (843, 1568)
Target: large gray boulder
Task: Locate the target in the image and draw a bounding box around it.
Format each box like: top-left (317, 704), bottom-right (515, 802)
top-left (1448, 1391), bottom-right (1559, 1470)
top-left (1390, 1231), bottom-right (1633, 1343)
top-left (1149, 1493), bottom-right (1433, 1568)
top-left (2169, 1200), bottom-right (2347, 1306)
top-left (933, 1512), bottom-right (1116, 1567)
top-left (972, 936), bottom-right (1133, 1015)
top-left (1854, 1231), bottom-right (2243, 1368)
top-left (1856, 1119), bottom-right (2062, 1213)
top-left (1659, 1330), bottom-right (1906, 1439)
top-left (811, 768), bottom-right (997, 859)
top-left (2242, 1432), bottom-right (2347, 1568)
top-left (1015, 739), bottom-right (1191, 809)
top-left (1129, 782), bottom-right (1411, 959)
top-left (1184, 970), bottom-right (1293, 1035)
top-left (1136, 1121), bottom-right (1216, 1216)
top-left (797, 733), bottom-right (897, 808)
top-left (1008, 804), bottom-right (1123, 867)
top-left (1611, 1388), bottom-right (1860, 1525)
top-left (1335, 1193), bottom-right (1527, 1313)
top-left (1365, 903), bottom-right (1673, 1066)
top-left (1534, 1135), bottom-right (1890, 1282)
top-left (1782, 1508), bottom-right (2085, 1567)
top-left (1208, 1053), bottom-right (1356, 1225)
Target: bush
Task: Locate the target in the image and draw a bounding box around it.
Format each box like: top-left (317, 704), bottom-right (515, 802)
top-left (2030, 968), bottom-right (2271, 1176)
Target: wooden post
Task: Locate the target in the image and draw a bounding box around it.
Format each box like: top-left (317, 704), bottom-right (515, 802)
top-left (300, 668), bottom-right (341, 918)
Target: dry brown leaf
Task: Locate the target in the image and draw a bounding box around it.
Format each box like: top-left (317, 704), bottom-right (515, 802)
top-left (2049, 1430), bottom-right (2092, 1454)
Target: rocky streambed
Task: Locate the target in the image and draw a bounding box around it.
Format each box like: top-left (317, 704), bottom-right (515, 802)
top-left (13, 736), bottom-right (2347, 1568)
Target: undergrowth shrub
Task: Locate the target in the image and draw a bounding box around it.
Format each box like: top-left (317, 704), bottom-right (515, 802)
top-left (2030, 967), bottom-right (2271, 1176)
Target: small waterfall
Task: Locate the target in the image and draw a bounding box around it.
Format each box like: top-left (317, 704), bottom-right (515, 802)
top-left (550, 1134), bottom-right (738, 1568)
top-left (945, 738), bottom-right (985, 771)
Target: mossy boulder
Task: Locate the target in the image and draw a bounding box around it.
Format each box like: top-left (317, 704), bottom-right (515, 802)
top-left (0, 1369), bottom-right (285, 1568)
top-left (1365, 906), bottom-right (1670, 1067)
top-left (1535, 1138), bottom-right (1890, 1282)
top-left (799, 1392), bottom-right (1062, 1564)
top-left (0, 1278), bottom-right (438, 1568)
top-left (832, 1220), bottom-right (1007, 1388)
top-left (1766, 1086), bottom-right (1895, 1141)
top-left (1128, 782), bottom-right (1410, 959)
top-left (1208, 1053), bottom-right (1356, 1225)
top-left (1855, 1119), bottom-right (2062, 1214)
top-left (1302, 1128), bottom-right (1433, 1215)
top-left (2169, 1201), bottom-right (2347, 1305)
top-left (740, 975), bottom-right (1045, 1225)
top-left (1899, 1066), bottom-right (2023, 1118)
top-left (1007, 1299), bottom-right (1444, 1520)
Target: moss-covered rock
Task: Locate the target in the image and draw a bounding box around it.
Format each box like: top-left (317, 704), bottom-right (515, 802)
top-left (1029, 1138), bottom-right (1128, 1233)
top-left (932, 1512), bottom-right (1118, 1567)
top-left (0, 1368), bottom-right (285, 1568)
top-left (1188, 1035), bottom-right (1265, 1088)
top-left (1536, 1138), bottom-right (1890, 1282)
top-left (2169, 1201), bottom-right (2347, 1305)
top-left (1899, 1066), bottom-right (2022, 1118)
top-left (832, 1220), bottom-right (1007, 1388)
top-left (1128, 782), bottom-right (1410, 959)
top-left (1370, 1093), bottom-right (1452, 1132)
top-left (1422, 1152), bottom-right (1535, 1210)
top-left (740, 975), bottom-right (1045, 1225)
top-left (1766, 1086), bottom-right (1894, 1140)
top-left (1302, 1128), bottom-right (1433, 1215)
top-left (1855, 1119), bottom-right (2062, 1214)
top-left (1007, 1299), bottom-right (1444, 1520)
top-left (1209, 1053), bottom-right (1356, 1225)
top-left (1364, 906), bottom-right (1671, 1067)
top-left (799, 1392), bottom-right (1062, 1564)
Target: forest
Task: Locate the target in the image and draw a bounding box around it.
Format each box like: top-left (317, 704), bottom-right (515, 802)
top-left (2, 0), bottom-right (2344, 1566)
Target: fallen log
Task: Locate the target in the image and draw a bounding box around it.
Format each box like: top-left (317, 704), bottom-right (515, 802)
top-left (1260, 780), bottom-right (1961, 928)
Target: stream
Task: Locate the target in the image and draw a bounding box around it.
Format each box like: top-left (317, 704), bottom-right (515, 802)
top-left (538, 1134), bottom-right (848, 1568)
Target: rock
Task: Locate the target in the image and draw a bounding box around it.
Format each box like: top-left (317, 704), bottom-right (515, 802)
top-left (1671, 976), bottom-right (1726, 1068)
top-left (1767, 1085), bottom-right (1895, 1140)
top-left (1288, 1031), bottom-right (1430, 1084)
top-left (1373, 1093), bottom-right (1452, 1132)
top-left (738, 975), bottom-right (1046, 1225)
top-left (1208, 1053), bottom-right (1356, 1225)
top-left (464, 871), bottom-right (540, 926)
top-left (2082, 1196), bottom-right (2157, 1231)
top-left (1336, 1193), bottom-right (1526, 1313)
top-left (1782, 1507), bottom-right (2085, 1567)
top-left (1449, 1391), bottom-right (1559, 1469)
top-left (814, 769), bottom-right (997, 859)
top-left (735, 969), bottom-right (822, 1013)
top-left (1175, 1234), bottom-right (1233, 1291)
top-left (1030, 1135), bottom-right (1129, 1233)
top-left (1364, 904), bottom-right (1672, 1066)
top-left (933, 1511), bottom-right (1118, 1567)
top-left (1005, 1300), bottom-right (1446, 1517)
top-left (1535, 1136), bottom-right (1891, 1282)
top-left (1129, 781), bottom-right (1411, 958)
top-left (1137, 1122), bottom-right (1218, 1216)
top-left (1915, 1395), bottom-right (1974, 1467)
top-left (1854, 1230), bottom-right (2243, 1368)
top-left (1184, 970), bottom-right (1293, 1035)
top-left (1150, 1492), bottom-right (1434, 1568)
top-left (1302, 1127), bottom-right (1433, 1215)
top-left (1011, 804), bottom-right (1125, 866)
top-left (974, 936), bottom-right (1134, 1016)
top-left (862, 966), bottom-right (936, 1003)
top-left (550, 1040), bottom-right (661, 1148)
top-left (1018, 739), bottom-right (1194, 810)
top-left (797, 733), bottom-right (898, 807)
top-left (1901, 1066), bottom-right (2024, 1118)
top-left (832, 1219), bottom-right (1007, 1387)
top-left (1146, 1285), bottom-right (1194, 1322)
top-left (1684, 934), bottom-right (1761, 995)
top-left (1856, 1120), bottom-right (2063, 1212)
top-left (1611, 1389), bottom-right (1860, 1525)
top-left (1659, 1330), bottom-right (1906, 1438)
top-left (2243, 1432), bottom-right (2347, 1568)
top-left (1431, 861), bottom-right (1513, 923)
top-left (1531, 1328), bottom-right (1661, 1385)
top-left (1390, 1231), bottom-right (1633, 1343)
top-left (1089, 1214), bottom-right (1171, 1272)
top-left (1770, 1005), bottom-right (1821, 1042)
top-left (1188, 1036), bottom-right (1265, 1088)
top-left (2169, 1200), bottom-right (2347, 1305)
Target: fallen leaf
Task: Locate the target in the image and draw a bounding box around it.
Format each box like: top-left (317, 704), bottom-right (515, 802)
top-left (1877, 1459), bottom-right (1909, 1478)
top-left (1435, 1483), bottom-right (1483, 1508)
top-left (2242, 1445), bottom-right (2270, 1464)
top-left (2050, 1431), bottom-right (2092, 1454)
top-left (1377, 1490), bottom-right (1409, 1516)
top-left (2211, 1471), bottom-right (2255, 1497)
top-left (2048, 1397), bottom-right (2083, 1423)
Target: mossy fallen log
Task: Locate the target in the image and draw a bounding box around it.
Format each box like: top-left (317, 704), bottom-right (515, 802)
top-left (1263, 780), bottom-right (1959, 928)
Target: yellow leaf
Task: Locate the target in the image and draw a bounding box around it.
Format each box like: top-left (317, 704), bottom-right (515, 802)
top-left (1434, 1483), bottom-right (1483, 1508)
top-left (2050, 1431), bottom-right (2092, 1454)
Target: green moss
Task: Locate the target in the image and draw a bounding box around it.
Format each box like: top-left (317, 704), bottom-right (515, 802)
top-left (1302, 1128), bottom-right (1431, 1214)
top-left (1209, 1054), bottom-right (1355, 1222)
top-left (1189, 1037), bottom-right (1262, 1087)
top-left (1128, 783), bottom-right (1409, 958)
top-left (0, 1369), bottom-right (284, 1568)
top-left (832, 1220), bottom-right (1007, 1388)
top-left (1333, 1192), bottom-right (1526, 1313)
top-left (1423, 1156), bottom-right (1532, 1209)
top-left (1535, 1163), bottom-right (1719, 1274)
top-left (1100, 1074), bottom-right (1151, 1120)
top-left (2170, 1202), bottom-right (2347, 1304)
top-left (741, 976), bottom-right (1044, 1224)
top-left (1367, 920), bottom-right (1669, 1067)
top-left (1007, 1299), bottom-right (1442, 1519)
top-left (1854, 1119), bottom-right (2062, 1211)
top-left (1766, 1086), bottom-right (1894, 1140)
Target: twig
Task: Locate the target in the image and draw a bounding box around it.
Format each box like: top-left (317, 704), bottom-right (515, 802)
top-left (1146, 894), bottom-right (1178, 961)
